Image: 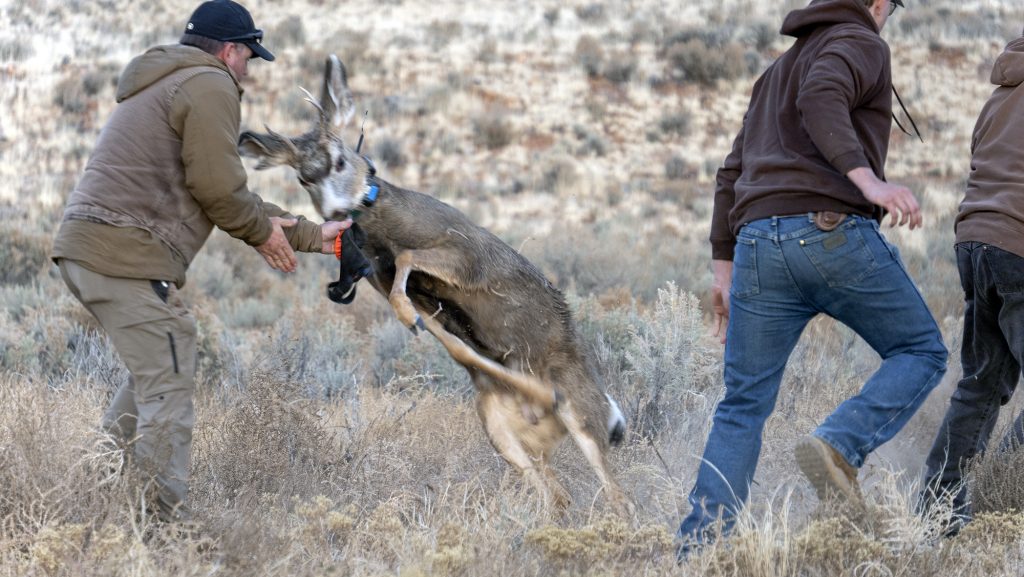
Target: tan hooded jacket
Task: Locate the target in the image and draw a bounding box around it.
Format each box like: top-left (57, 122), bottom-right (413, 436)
top-left (956, 37), bottom-right (1024, 258)
top-left (53, 44), bottom-right (321, 287)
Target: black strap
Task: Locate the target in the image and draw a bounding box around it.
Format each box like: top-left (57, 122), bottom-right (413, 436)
top-left (892, 85), bottom-right (923, 143)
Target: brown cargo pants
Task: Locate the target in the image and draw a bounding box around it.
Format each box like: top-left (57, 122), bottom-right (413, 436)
top-left (58, 259), bottom-right (196, 522)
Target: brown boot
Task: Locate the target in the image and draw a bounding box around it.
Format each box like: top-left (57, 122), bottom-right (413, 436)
top-left (795, 435), bottom-right (861, 503)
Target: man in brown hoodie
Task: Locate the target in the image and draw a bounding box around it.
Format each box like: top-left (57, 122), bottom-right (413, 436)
top-left (919, 35), bottom-right (1024, 537)
top-left (677, 0), bottom-right (948, 555)
top-left (52, 0), bottom-right (348, 523)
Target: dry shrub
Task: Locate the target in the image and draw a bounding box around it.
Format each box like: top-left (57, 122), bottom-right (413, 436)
top-left (472, 109), bottom-right (514, 151)
top-left (575, 3), bottom-right (607, 24)
top-left (971, 443), bottom-right (1024, 515)
top-left (0, 297), bottom-right (119, 387)
top-left (298, 27), bottom-right (371, 78)
top-left (290, 495), bottom-right (357, 551)
top-left (427, 20), bottom-right (463, 51)
top-left (28, 523), bottom-right (89, 574)
top-left (623, 283), bottom-right (717, 439)
top-left (0, 37), bottom-right (33, 61)
top-left (0, 225), bottom-right (51, 286)
top-left (791, 516), bottom-right (892, 575)
top-left (745, 21), bottom-right (778, 53)
top-left (575, 34), bottom-right (605, 78)
top-left (191, 304), bottom-right (242, 392)
top-left (573, 123), bottom-right (608, 157)
top-left (256, 311), bottom-right (371, 399)
top-left (427, 522), bottom-right (474, 574)
top-left (0, 375), bottom-right (129, 560)
top-left (666, 39), bottom-right (748, 86)
top-left (372, 136), bottom-right (407, 168)
top-left (658, 111), bottom-right (693, 139)
top-left (527, 517), bottom-right (673, 570)
top-left (958, 510), bottom-right (1024, 547)
top-left (537, 155), bottom-right (579, 193)
top-left (53, 74), bottom-right (90, 115)
top-left (603, 52), bottom-right (638, 85)
top-left (270, 15), bottom-right (306, 49)
top-left (386, 329), bottom-right (468, 393)
top-left (665, 155), bottom-right (694, 180)
top-left (193, 371), bottom-right (343, 506)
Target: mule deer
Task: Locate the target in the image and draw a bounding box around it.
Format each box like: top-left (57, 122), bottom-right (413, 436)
top-left (239, 55), bottom-right (631, 514)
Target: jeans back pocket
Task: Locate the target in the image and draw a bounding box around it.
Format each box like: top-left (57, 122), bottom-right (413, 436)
top-left (800, 225), bottom-right (876, 287)
top-left (731, 236), bottom-right (760, 298)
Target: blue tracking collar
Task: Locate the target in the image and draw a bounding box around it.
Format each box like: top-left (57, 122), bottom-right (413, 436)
top-left (363, 182), bottom-right (379, 207)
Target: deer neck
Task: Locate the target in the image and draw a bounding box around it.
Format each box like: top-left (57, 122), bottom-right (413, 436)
top-left (349, 157), bottom-right (381, 220)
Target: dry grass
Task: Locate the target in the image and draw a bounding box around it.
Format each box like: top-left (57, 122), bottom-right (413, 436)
top-left (3, 0), bottom-right (1024, 574)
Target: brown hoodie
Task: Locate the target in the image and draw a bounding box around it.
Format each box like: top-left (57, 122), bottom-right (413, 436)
top-left (709, 0), bottom-right (893, 260)
top-left (955, 38), bottom-right (1024, 258)
top-left (53, 44), bottom-right (322, 287)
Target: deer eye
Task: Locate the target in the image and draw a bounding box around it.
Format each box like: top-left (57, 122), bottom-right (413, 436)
top-left (335, 156), bottom-right (346, 171)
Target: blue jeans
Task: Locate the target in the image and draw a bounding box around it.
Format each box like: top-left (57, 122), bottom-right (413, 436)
top-left (921, 243), bottom-right (1024, 523)
top-left (678, 215), bottom-right (947, 543)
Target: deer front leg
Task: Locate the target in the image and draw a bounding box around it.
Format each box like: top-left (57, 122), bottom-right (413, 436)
top-left (387, 248), bottom-right (560, 411)
top-left (388, 251), bottom-right (426, 332)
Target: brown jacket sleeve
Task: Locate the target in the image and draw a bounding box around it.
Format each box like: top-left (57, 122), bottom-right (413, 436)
top-left (709, 118), bottom-right (746, 262)
top-left (172, 71), bottom-right (273, 247)
top-left (796, 34), bottom-right (888, 176)
top-left (260, 200), bottom-right (324, 252)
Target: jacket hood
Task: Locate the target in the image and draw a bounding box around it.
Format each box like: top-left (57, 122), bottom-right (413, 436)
top-left (116, 44), bottom-right (241, 102)
top-left (991, 37), bottom-right (1024, 87)
top-left (781, 0), bottom-right (879, 38)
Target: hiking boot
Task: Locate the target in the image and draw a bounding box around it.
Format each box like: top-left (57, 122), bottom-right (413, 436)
top-left (795, 435), bottom-right (861, 503)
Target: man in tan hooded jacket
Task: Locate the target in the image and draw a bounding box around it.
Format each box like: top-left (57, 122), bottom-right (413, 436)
top-left (919, 34), bottom-right (1024, 537)
top-left (52, 0), bottom-right (348, 523)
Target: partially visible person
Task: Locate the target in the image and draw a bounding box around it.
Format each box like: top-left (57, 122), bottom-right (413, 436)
top-left (676, 0), bottom-right (947, 556)
top-left (919, 34), bottom-right (1024, 537)
top-left (52, 0), bottom-right (348, 523)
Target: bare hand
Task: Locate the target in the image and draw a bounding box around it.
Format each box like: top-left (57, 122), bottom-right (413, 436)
top-left (711, 259), bottom-right (733, 345)
top-left (847, 167), bottom-right (922, 230)
top-left (255, 217), bottom-right (298, 272)
top-left (320, 218), bottom-right (353, 255)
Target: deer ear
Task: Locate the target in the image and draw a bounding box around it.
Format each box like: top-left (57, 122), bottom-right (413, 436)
top-left (238, 129), bottom-right (298, 169)
top-left (319, 54), bottom-right (355, 128)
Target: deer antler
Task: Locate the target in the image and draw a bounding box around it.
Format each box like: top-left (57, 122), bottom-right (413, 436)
top-left (299, 86), bottom-right (326, 119)
top-left (265, 125), bottom-right (300, 159)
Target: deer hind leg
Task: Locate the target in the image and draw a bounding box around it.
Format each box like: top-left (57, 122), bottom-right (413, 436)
top-left (559, 401), bottom-right (634, 517)
top-left (389, 249), bottom-right (560, 411)
top-left (477, 390), bottom-right (570, 512)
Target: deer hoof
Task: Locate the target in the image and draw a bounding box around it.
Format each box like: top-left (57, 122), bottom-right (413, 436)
top-left (407, 315), bottom-right (425, 334)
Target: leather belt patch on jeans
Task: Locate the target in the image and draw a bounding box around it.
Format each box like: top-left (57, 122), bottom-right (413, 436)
top-left (813, 211), bottom-right (847, 232)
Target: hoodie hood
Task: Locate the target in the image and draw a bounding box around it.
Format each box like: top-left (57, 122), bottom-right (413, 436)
top-left (991, 37), bottom-right (1024, 87)
top-left (116, 44), bottom-right (242, 102)
top-left (781, 0), bottom-right (879, 38)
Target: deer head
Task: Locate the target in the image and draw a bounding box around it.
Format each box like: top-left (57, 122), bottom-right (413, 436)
top-left (239, 55), bottom-right (374, 221)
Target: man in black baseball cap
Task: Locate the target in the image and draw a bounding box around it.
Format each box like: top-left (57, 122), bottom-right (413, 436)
top-left (184, 0), bottom-right (275, 61)
top-left (53, 0), bottom-right (350, 527)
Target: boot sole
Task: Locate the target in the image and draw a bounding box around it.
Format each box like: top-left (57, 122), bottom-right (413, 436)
top-left (795, 437), bottom-right (861, 503)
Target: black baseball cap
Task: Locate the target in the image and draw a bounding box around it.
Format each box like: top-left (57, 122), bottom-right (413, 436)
top-left (184, 0), bottom-right (275, 61)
